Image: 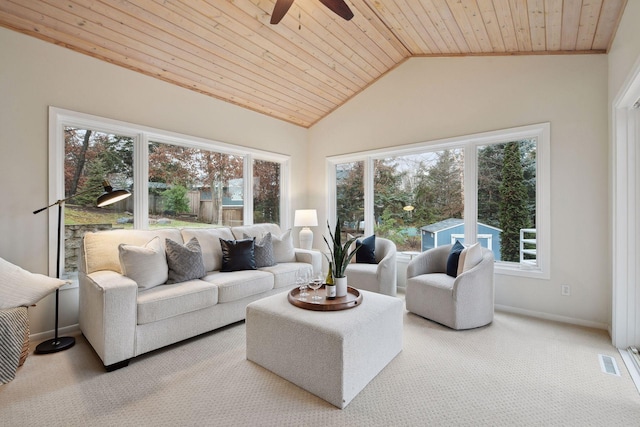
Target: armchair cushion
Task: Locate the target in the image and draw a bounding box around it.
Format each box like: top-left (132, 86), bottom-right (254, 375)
top-left (446, 240), bottom-right (465, 277)
top-left (461, 242), bottom-right (483, 273)
top-left (355, 235), bottom-right (376, 264)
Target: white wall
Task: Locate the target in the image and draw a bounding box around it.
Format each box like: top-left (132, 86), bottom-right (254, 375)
top-left (0, 27), bottom-right (307, 335)
top-left (608, 1), bottom-right (640, 104)
top-left (310, 55), bottom-right (610, 327)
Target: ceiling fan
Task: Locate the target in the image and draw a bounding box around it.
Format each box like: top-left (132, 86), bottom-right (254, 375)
top-left (270, 0), bottom-right (354, 25)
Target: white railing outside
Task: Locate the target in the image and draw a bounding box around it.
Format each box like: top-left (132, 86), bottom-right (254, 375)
top-left (520, 228), bottom-right (537, 265)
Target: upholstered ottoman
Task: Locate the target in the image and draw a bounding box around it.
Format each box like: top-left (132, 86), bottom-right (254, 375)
top-left (246, 290), bottom-right (403, 409)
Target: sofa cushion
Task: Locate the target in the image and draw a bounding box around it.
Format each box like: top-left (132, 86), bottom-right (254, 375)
top-left (137, 280), bottom-right (218, 325)
top-left (259, 262), bottom-right (312, 289)
top-left (0, 257), bottom-right (66, 309)
top-left (202, 270), bottom-right (274, 303)
top-left (180, 228), bottom-right (234, 272)
top-left (83, 229), bottom-right (183, 274)
top-left (165, 237), bottom-right (206, 283)
top-left (244, 232), bottom-right (276, 268)
top-left (220, 238), bottom-right (257, 272)
top-left (118, 237), bottom-right (168, 290)
top-left (355, 234), bottom-right (376, 264)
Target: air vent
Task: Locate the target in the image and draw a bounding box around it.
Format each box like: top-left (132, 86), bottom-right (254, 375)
top-left (599, 354), bottom-right (621, 376)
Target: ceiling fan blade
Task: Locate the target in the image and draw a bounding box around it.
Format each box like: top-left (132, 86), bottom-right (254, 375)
top-left (318, 0), bottom-right (354, 21)
top-left (270, 0), bottom-right (295, 24)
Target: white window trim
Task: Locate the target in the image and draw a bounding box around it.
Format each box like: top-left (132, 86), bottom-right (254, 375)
top-left (49, 106), bottom-right (290, 278)
top-left (326, 122), bottom-right (550, 279)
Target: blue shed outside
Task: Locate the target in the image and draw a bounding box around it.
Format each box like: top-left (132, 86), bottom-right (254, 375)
top-left (420, 218), bottom-right (503, 261)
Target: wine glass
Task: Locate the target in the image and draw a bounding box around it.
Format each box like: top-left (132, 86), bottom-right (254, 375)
top-left (309, 273), bottom-right (323, 301)
top-left (296, 270), bottom-right (309, 299)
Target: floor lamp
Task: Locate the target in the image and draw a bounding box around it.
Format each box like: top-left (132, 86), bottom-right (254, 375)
top-left (33, 180), bottom-right (131, 354)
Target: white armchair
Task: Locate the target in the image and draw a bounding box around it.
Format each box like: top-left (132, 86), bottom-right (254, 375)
top-left (345, 237), bottom-right (397, 296)
top-left (405, 244), bottom-right (494, 330)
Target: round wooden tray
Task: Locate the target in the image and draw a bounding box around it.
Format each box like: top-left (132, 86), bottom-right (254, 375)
top-left (288, 285), bottom-right (362, 311)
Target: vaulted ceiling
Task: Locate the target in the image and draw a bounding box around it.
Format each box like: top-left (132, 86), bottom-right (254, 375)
top-left (0, 0), bottom-right (627, 127)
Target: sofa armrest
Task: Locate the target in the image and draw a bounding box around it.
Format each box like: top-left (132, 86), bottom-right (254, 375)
top-left (79, 270), bottom-right (138, 367)
top-left (294, 248), bottom-right (322, 276)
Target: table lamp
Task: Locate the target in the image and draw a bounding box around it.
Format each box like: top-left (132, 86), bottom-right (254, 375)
top-left (294, 209), bottom-right (318, 250)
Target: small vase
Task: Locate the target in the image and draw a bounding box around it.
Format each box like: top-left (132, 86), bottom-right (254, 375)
top-left (335, 277), bottom-right (348, 297)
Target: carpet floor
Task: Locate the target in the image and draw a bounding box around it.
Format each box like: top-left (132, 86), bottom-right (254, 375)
top-left (1, 299), bottom-right (639, 426)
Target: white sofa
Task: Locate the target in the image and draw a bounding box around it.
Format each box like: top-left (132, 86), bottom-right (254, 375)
top-left (78, 223), bottom-right (321, 371)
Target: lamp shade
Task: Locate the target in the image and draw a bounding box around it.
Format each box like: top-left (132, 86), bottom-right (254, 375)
top-left (294, 209), bottom-right (318, 227)
top-left (96, 180), bottom-right (131, 207)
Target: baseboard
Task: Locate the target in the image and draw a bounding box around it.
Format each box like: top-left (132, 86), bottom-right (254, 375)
top-left (495, 304), bottom-right (609, 331)
top-left (29, 323), bottom-right (80, 343)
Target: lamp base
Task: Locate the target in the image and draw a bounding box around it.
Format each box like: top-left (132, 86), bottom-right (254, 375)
top-left (299, 227), bottom-right (313, 250)
top-left (35, 336), bottom-right (75, 354)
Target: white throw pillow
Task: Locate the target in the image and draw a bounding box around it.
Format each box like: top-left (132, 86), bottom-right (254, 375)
top-left (462, 242), bottom-right (483, 272)
top-left (0, 257), bottom-right (66, 309)
top-left (118, 237), bottom-right (168, 290)
top-left (272, 229), bottom-right (296, 263)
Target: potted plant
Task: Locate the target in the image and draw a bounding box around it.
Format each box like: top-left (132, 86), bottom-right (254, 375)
top-left (323, 219), bottom-right (359, 297)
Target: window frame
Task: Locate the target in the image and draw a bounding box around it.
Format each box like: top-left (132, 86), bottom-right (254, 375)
top-left (326, 123), bottom-right (550, 279)
top-left (49, 106), bottom-right (290, 282)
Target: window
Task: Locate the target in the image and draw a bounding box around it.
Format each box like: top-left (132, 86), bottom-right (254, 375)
top-left (63, 128), bottom-right (134, 278)
top-left (253, 159), bottom-right (281, 224)
top-left (148, 141), bottom-right (244, 228)
top-left (373, 149), bottom-right (464, 252)
top-left (477, 139), bottom-right (537, 264)
top-left (50, 107), bottom-right (289, 281)
top-left (327, 123), bottom-right (550, 278)
top-left (335, 161), bottom-right (364, 239)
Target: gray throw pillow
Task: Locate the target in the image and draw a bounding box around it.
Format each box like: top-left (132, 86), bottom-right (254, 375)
top-left (165, 237), bottom-right (206, 284)
top-left (243, 232), bottom-right (276, 268)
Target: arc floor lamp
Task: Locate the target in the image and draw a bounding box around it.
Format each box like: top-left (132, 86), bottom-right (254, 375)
top-left (33, 180), bottom-right (131, 354)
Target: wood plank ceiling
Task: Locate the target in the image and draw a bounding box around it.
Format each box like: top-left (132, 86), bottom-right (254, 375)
top-left (0, 0), bottom-right (627, 127)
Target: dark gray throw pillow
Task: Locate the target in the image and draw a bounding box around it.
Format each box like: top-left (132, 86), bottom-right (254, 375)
top-left (219, 238), bottom-right (257, 272)
top-left (356, 234), bottom-right (376, 264)
top-left (165, 237), bottom-right (206, 284)
top-left (243, 232), bottom-right (276, 268)
top-left (446, 240), bottom-right (465, 278)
